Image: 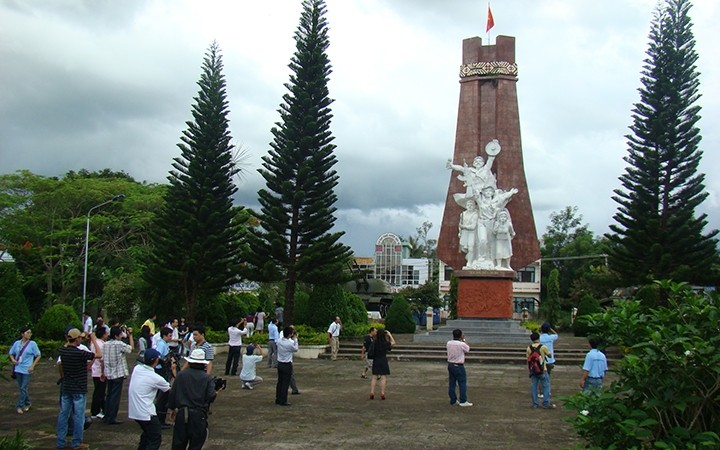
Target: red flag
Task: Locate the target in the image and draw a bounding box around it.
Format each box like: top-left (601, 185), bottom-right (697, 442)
top-left (486, 4), bottom-right (495, 33)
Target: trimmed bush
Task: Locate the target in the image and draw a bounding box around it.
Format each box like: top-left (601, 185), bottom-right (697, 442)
top-left (35, 304), bottom-right (81, 340)
top-left (384, 294), bottom-right (416, 334)
top-left (573, 294), bottom-right (601, 337)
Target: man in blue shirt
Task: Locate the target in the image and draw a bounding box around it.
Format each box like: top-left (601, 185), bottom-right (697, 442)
top-left (154, 327), bottom-right (174, 427)
top-left (579, 337), bottom-right (608, 393)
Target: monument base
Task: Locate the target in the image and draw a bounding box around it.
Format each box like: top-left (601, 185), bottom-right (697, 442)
top-left (456, 269), bottom-right (514, 319)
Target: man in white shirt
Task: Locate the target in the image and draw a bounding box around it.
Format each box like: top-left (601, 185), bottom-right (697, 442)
top-left (240, 344), bottom-right (263, 389)
top-left (275, 327), bottom-right (299, 406)
top-left (225, 318), bottom-right (248, 376)
top-left (327, 316), bottom-right (342, 361)
top-left (128, 349), bottom-right (171, 450)
top-left (83, 311), bottom-right (93, 335)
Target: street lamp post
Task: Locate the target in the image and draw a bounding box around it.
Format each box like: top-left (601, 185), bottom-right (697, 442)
top-left (82, 194), bottom-right (125, 314)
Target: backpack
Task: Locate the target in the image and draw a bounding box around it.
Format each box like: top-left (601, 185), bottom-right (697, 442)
top-left (527, 344), bottom-right (545, 378)
top-left (367, 341), bottom-right (376, 360)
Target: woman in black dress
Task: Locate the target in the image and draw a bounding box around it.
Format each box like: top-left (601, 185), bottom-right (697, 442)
top-left (370, 329), bottom-right (396, 400)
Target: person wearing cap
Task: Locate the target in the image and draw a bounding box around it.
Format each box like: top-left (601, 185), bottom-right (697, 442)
top-left (103, 324), bottom-right (134, 425)
top-left (56, 328), bottom-right (101, 450)
top-left (538, 322), bottom-right (558, 399)
top-left (240, 344), bottom-right (263, 390)
top-left (128, 348), bottom-right (171, 450)
top-left (167, 349), bottom-right (220, 449)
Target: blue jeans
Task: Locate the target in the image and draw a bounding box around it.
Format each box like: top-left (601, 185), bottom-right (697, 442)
top-left (15, 372), bottom-right (32, 409)
top-left (448, 363), bottom-right (468, 404)
top-left (583, 377), bottom-right (603, 394)
top-left (56, 392), bottom-right (87, 448)
top-left (530, 373), bottom-right (551, 407)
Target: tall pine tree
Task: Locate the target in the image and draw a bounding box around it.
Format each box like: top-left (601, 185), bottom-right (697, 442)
top-left (608, 0), bottom-right (718, 285)
top-left (245, 0), bottom-right (352, 324)
top-left (145, 42), bottom-right (242, 321)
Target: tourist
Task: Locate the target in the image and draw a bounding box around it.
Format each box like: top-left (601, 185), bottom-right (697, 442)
top-left (138, 325), bottom-right (153, 353)
top-left (360, 327), bottom-right (376, 379)
top-left (579, 337), bottom-right (607, 394)
top-left (327, 316), bottom-right (342, 361)
top-left (82, 311), bottom-right (93, 335)
top-left (56, 329), bottom-right (101, 449)
top-left (142, 313), bottom-right (157, 335)
top-left (128, 348), bottom-right (171, 450)
top-left (527, 332), bottom-right (554, 409)
top-left (275, 326), bottom-right (299, 406)
top-left (225, 318), bottom-right (248, 376)
top-left (255, 307), bottom-right (266, 333)
top-left (447, 329), bottom-right (472, 407)
top-left (274, 302), bottom-right (284, 327)
top-left (240, 344), bottom-right (264, 389)
top-left (189, 323), bottom-right (214, 373)
top-left (537, 322), bottom-right (558, 399)
top-left (369, 328), bottom-right (396, 400)
top-left (8, 326), bottom-right (41, 415)
top-left (245, 312), bottom-right (255, 336)
top-left (266, 318), bottom-right (279, 368)
top-left (168, 349), bottom-right (221, 449)
top-left (89, 325), bottom-right (109, 419)
top-left (104, 325), bottom-right (135, 424)
top-left (155, 326), bottom-right (174, 427)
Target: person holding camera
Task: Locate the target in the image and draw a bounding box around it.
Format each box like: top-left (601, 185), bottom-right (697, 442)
top-left (128, 349), bottom-right (171, 450)
top-left (168, 349), bottom-right (222, 450)
top-left (447, 329), bottom-right (472, 407)
top-left (275, 326), bottom-right (299, 406)
top-left (240, 344), bottom-right (263, 389)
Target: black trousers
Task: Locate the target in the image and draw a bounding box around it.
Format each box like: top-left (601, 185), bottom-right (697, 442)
top-left (276, 362), bottom-right (293, 405)
top-left (104, 378), bottom-right (124, 423)
top-left (90, 376), bottom-right (106, 416)
top-left (225, 345), bottom-right (241, 376)
top-left (171, 408), bottom-right (207, 450)
top-left (136, 415), bottom-right (162, 450)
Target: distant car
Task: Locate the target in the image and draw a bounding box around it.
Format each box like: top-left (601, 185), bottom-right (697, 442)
top-left (367, 311), bottom-right (382, 320)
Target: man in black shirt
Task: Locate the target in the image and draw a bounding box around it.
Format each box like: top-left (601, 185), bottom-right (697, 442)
top-left (56, 328), bottom-right (100, 450)
top-left (167, 349), bottom-right (221, 450)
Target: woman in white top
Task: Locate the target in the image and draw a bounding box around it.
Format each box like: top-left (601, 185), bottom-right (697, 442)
top-left (255, 308), bottom-right (266, 333)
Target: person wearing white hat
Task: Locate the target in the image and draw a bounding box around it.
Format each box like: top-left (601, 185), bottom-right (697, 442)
top-left (168, 349), bottom-right (221, 449)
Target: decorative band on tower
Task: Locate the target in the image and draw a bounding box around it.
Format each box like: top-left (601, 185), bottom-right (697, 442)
top-left (459, 61), bottom-right (518, 78)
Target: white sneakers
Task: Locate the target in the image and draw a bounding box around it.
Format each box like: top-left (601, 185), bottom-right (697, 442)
top-left (242, 382), bottom-right (254, 390)
top-left (458, 401), bottom-right (473, 407)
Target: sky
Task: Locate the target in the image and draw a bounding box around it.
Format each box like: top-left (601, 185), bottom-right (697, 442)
top-left (1, 0), bottom-right (718, 258)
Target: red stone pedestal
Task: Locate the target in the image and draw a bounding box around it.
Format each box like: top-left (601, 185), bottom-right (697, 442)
top-left (456, 270), bottom-right (514, 319)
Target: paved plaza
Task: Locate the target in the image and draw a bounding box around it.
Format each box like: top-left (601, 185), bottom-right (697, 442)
top-left (2, 349), bottom-right (598, 449)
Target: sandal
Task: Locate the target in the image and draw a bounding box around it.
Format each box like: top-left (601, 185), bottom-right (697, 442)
top-left (369, 393), bottom-right (374, 400)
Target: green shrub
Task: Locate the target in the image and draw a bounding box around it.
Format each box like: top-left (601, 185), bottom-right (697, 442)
top-left (384, 294), bottom-right (416, 334)
top-left (343, 291), bottom-right (368, 325)
top-left (634, 283), bottom-right (661, 308)
top-left (35, 304), bottom-right (81, 340)
top-left (293, 324), bottom-right (329, 345)
top-left (0, 430), bottom-right (33, 450)
top-left (196, 296), bottom-right (228, 331)
top-left (565, 281), bottom-right (720, 448)
top-left (35, 339), bottom-right (65, 359)
top-left (0, 263), bottom-right (31, 344)
top-left (219, 291), bottom-right (258, 323)
top-left (204, 328), bottom-right (227, 344)
top-left (293, 290), bottom-right (312, 325)
top-left (301, 284), bottom-right (350, 329)
top-left (573, 294), bottom-right (601, 337)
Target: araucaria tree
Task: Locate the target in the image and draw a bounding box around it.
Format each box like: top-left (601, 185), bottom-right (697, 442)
top-left (245, 0), bottom-right (352, 324)
top-left (608, 0), bottom-right (718, 285)
top-left (145, 42), bottom-right (242, 321)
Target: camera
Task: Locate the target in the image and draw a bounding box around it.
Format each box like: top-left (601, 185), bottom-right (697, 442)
top-left (214, 377), bottom-right (227, 391)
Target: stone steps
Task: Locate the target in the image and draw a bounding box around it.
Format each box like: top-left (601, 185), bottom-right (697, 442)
top-left (319, 342), bottom-right (621, 366)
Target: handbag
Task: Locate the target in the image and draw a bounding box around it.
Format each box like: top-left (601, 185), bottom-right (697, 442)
top-left (11, 340), bottom-right (32, 379)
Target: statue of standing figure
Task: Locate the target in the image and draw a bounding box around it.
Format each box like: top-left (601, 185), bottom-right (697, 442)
top-left (448, 139), bottom-right (518, 270)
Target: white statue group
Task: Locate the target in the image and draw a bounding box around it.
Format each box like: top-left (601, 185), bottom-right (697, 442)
top-left (447, 139), bottom-right (517, 271)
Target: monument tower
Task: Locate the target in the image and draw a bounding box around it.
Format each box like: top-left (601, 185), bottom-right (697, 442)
top-left (438, 35), bottom-right (540, 320)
